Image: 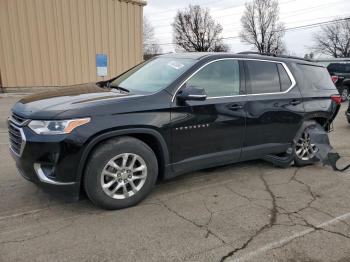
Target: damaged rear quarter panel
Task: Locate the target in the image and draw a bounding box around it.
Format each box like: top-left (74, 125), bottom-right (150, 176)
top-left (290, 62), bottom-right (340, 129)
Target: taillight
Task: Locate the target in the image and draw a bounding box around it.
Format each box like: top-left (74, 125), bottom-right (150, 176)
top-left (331, 75), bottom-right (339, 84)
top-left (331, 94), bottom-right (342, 105)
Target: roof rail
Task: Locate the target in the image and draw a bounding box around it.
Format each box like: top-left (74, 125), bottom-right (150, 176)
top-left (315, 58), bottom-right (350, 62)
top-left (237, 51), bottom-right (313, 62)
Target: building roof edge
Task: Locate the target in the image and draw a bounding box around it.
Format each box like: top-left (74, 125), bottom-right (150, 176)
top-left (119, 0), bottom-right (147, 6)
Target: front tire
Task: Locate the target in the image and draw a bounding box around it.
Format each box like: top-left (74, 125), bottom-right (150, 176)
top-left (84, 137), bottom-right (158, 210)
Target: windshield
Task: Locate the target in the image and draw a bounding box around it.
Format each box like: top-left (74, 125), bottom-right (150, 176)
top-left (110, 57), bottom-right (195, 94)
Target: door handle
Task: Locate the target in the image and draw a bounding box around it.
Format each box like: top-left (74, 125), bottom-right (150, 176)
top-left (290, 99), bottom-right (302, 106)
top-left (228, 104), bottom-right (243, 110)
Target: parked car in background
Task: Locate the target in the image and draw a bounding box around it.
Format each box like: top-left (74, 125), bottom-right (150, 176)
top-left (8, 53), bottom-right (341, 210)
top-left (317, 59), bottom-right (350, 101)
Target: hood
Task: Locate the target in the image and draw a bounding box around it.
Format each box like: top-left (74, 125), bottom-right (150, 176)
top-left (12, 83), bottom-right (140, 119)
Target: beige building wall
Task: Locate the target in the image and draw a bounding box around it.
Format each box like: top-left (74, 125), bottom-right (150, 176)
top-left (0, 0), bottom-right (146, 90)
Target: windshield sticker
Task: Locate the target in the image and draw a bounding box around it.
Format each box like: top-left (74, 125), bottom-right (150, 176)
top-left (168, 61), bottom-right (185, 70)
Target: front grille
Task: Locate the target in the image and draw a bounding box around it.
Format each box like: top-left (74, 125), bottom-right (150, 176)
top-left (8, 113), bottom-right (27, 156)
top-left (11, 113), bottom-right (27, 125)
top-left (8, 123), bottom-right (23, 155)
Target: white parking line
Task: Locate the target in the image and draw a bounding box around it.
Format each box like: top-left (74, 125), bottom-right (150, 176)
top-left (232, 212), bottom-right (350, 262)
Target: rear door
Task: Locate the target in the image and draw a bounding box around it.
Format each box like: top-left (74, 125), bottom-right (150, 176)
top-left (241, 60), bottom-right (304, 161)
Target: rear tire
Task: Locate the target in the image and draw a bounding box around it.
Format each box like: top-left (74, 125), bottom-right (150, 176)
top-left (293, 122), bottom-right (319, 167)
top-left (84, 136), bottom-right (158, 210)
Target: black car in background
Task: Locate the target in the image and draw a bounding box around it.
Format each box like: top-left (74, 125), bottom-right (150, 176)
top-left (325, 60), bottom-right (350, 101)
top-left (8, 53), bottom-right (341, 209)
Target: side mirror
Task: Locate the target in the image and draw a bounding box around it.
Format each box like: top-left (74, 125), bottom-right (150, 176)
top-left (177, 85), bottom-right (207, 102)
top-left (96, 80), bottom-right (110, 88)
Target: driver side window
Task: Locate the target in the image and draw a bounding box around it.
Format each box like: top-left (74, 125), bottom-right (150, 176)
top-left (186, 60), bottom-right (240, 98)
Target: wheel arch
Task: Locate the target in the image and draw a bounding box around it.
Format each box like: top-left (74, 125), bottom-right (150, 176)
top-left (76, 128), bottom-right (170, 194)
top-left (303, 114), bottom-right (332, 132)
top-left (311, 117), bottom-right (329, 130)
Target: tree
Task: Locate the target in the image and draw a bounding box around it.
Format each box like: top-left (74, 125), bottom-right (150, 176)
top-left (313, 18), bottom-right (350, 58)
top-left (143, 16), bottom-right (162, 59)
top-left (240, 0), bottom-right (285, 54)
top-left (172, 5), bottom-right (228, 52)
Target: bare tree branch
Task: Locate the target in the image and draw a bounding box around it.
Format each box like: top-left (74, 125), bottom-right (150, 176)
top-left (312, 18), bottom-right (350, 58)
top-left (143, 16), bottom-right (162, 58)
top-left (240, 0), bottom-right (285, 54)
top-left (172, 5), bottom-right (229, 52)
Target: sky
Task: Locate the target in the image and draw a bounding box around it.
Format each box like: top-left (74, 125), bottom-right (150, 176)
top-left (143, 0), bottom-right (350, 58)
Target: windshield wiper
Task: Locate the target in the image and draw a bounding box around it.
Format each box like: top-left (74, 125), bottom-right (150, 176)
top-left (108, 83), bottom-right (130, 93)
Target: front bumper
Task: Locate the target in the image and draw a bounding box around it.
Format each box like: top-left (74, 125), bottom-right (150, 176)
top-left (9, 125), bottom-right (84, 201)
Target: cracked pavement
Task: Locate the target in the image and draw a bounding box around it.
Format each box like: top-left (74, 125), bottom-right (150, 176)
top-left (1, 96), bottom-right (350, 262)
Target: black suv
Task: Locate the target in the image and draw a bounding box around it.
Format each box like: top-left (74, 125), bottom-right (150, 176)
top-left (8, 53), bottom-right (341, 209)
top-left (326, 61), bottom-right (350, 101)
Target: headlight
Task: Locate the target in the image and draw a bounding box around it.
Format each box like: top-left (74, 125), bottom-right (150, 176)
top-left (28, 118), bottom-right (90, 135)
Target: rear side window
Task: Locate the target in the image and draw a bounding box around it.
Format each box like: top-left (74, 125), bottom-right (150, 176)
top-left (277, 64), bottom-right (292, 91)
top-left (299, 64), bottom-right (336, 90)
top-left (245, 61), bottom-right (283, 94)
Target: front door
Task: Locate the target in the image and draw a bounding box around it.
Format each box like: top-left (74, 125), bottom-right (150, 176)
top-left (241, 60), bottom-right (304, 160)
top-left (170, 59), bottom-right (246, 174)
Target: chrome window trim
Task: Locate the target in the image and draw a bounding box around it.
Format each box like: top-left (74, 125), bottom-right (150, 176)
top-left (187, 94), bottom-right (207, 98)
top-left (171, 58), bottom-right (297, 102)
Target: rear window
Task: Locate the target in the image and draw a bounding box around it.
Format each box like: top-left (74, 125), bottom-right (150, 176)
top-left (299, 64), bottom-right (336, 90)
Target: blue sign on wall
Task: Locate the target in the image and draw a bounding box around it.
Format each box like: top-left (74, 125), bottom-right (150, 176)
top-left (96, 54), bottom-right (108, 77)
